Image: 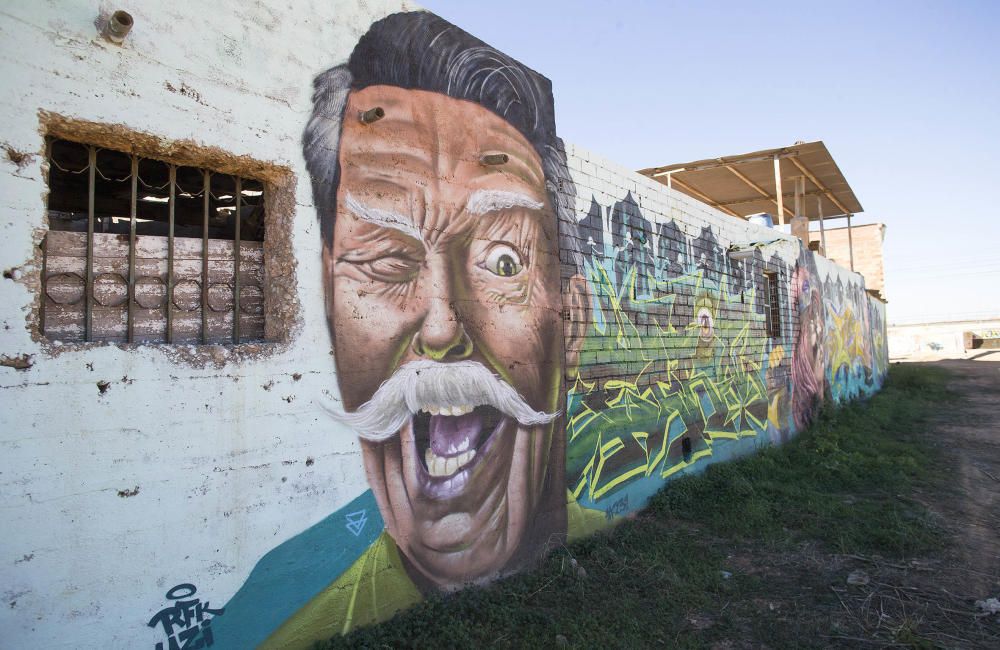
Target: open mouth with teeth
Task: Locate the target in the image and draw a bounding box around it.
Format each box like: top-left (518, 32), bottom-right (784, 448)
top-left (413, 405), bottom-right (508, 482)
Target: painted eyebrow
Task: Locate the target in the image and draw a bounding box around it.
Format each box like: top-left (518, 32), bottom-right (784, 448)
top-left (343, 192), bottom-right (423, 242)
top-left (465, 190), bottom-right (544, 216)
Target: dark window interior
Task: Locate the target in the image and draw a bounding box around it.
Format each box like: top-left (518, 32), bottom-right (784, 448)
top-left (47, 139), bottom-right (264, 241)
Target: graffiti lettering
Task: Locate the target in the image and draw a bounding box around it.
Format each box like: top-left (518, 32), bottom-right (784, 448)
top-left (605, 495), bottom-right (629, 521)
top-left (566, 195), bottom-right (887, 514)
top-left (148, 584), bottom-right (223, 650)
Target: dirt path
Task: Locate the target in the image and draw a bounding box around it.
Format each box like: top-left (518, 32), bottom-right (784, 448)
top-left (713, 356), bottom-right (1000, 649)
top-left (922, 355), bottom-right (1000, 603)
top-left (825, 355), bottom-right (1000, 648)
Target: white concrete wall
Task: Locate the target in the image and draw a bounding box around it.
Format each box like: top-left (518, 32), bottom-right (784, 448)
top-left (0, 2), bottom-right (417, 647)
top-left (889, 318), bottom-right (1000, 359)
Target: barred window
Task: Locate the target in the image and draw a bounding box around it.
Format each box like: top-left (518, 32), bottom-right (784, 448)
top-left (42, 138), bottom-right (265, 344)
top-left (762, 270), bottom-right (781, 339)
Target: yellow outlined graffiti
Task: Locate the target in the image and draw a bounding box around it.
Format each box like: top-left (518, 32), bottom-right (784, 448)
top-left (569, 261), bottom-right (776, 504)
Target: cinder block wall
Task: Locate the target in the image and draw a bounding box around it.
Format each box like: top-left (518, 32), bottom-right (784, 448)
top-left (0, 3), bottom-right (889, 649)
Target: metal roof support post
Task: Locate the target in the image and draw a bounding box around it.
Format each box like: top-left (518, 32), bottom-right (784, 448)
top-left (818, 196), bottom-right (826, 253)
top-left (846, 212), bottom-right (855, 271)
top-left (773, 156), bottom-right (784, 225)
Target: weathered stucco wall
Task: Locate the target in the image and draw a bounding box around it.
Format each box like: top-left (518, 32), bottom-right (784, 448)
top-left (0, 3), bottom-right (888, 649)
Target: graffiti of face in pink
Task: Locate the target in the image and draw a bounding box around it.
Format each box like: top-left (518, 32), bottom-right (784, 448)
top-left (791, 257), bottom-right (826, 430)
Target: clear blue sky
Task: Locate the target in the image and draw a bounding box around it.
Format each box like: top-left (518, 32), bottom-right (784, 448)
top-left (424, 0), bottom-right (1000, 324)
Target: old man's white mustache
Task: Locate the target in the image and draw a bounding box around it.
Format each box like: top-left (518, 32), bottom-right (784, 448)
top-left (323, 359), bottom-right (559, 441)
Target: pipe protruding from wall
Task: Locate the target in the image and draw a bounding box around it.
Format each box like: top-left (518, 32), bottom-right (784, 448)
top-left (479, 152), bottom-right (509, 166)
top-left (104, 10), bottom-right (134, 44)
top-left (359, 107), bottom-right (385, 124)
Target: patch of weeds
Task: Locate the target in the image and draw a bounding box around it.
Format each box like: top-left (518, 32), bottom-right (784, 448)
top-left (319, 521), bottom-right (732, 649)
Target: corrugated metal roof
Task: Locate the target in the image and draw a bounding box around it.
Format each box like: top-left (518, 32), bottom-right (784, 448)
top-left (637, 141), bottom-right (863, 223)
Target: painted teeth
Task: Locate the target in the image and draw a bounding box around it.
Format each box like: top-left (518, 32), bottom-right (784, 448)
top-left (421, 404), bottom-right (473, 416)
top-left (424, 448), bottom-right (477, 477)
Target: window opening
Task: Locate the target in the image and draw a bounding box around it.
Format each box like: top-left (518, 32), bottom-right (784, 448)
top-left (762, 270), bottom-right (781, 339)
top-left (43, 138), bottom-right (266, 344)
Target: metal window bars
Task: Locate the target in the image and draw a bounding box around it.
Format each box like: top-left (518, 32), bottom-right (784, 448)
top-left (762, 270), bottom-right (782, 340)
top-left (42, 139), bottom-right (265, 344)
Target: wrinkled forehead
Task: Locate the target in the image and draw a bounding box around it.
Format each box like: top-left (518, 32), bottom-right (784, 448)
top-left (336, 85), bottom-right (548, 201)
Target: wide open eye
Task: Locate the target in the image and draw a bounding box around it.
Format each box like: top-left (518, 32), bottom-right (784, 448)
top-left (483, 244), bottom-right (523, 277)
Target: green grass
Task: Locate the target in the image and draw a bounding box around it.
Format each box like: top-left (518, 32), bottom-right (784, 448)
top-left (317, 364), bottom-right (953, 649)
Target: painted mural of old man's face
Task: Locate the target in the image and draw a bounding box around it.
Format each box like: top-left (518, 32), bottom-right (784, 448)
top-left (323, 84), bottom-right (567, 590)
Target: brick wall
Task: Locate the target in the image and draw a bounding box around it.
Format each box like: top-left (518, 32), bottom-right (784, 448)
top-left (810, 223), bottom-right (886, 297)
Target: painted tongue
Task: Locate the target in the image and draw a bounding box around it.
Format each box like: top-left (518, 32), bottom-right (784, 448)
top-left (429, 411), bottom-right (483, 457)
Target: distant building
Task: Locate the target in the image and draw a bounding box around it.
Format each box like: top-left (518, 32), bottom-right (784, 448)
top-left (810, 223), bottom-right (886, 299)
